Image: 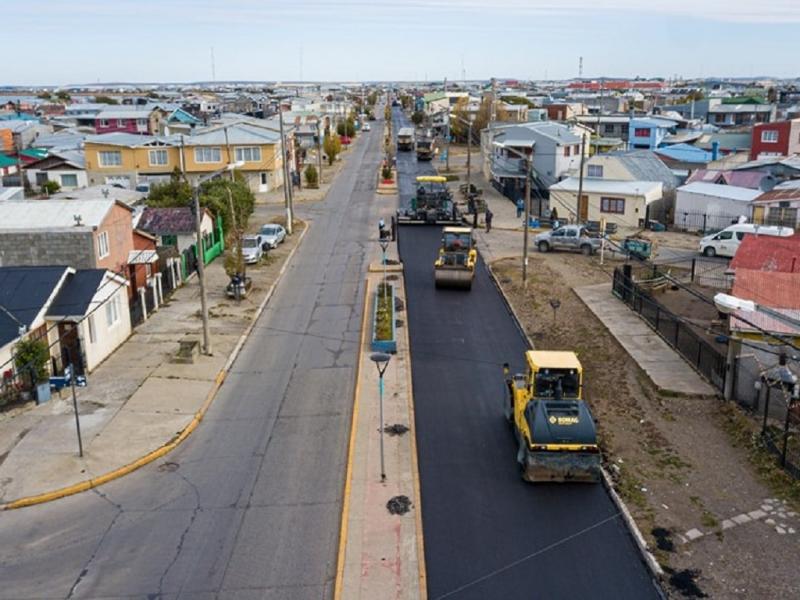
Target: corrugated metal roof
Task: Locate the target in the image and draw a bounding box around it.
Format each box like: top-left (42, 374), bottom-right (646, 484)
top-left (754, 188), bottom-right (800, 203)
top-left (96, 108), bottom-right (157, 120)
top-left (46, 269), bottom-right (107, 318)
top-left (654, 143), bottom-right (714, 164)
top-left (138, 206), bottom-right (196, 234)
top-left (550, 177), bottom-right (662, 195)
top-left (183, 123), bottom-right (279, 146)
top-left (677, 182), bottom-right (761, 201)
top-left (0, 198), bottom-right (123, 231)
top-left (729, 233), bottom-right (800, 273)
top-left (601, 149), bottom-right (680, 189)
top-left (0, 266), bottom-right (70, 347)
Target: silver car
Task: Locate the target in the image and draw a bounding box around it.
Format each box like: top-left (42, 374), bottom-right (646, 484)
top-left (241, 235), bottom-right (264, 264)
top-left (260, 224), bottom-right (286, 249)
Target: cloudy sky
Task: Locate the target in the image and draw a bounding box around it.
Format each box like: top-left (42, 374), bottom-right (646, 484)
top-left (5, 0), bottom-right (798, 84)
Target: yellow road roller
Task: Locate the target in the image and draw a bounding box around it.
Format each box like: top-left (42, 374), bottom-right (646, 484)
top-left (434, 226), bottom-right (477, 290)
top-left (503, 351), bottom-right (600, 483)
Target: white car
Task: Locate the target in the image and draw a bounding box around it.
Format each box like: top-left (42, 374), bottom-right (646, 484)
top-left (241, 235), bottom-right (264, 264)
top-left (260, 224), bottom-right (286, 248)
top-left (363, 123), bottom-right (371, 132)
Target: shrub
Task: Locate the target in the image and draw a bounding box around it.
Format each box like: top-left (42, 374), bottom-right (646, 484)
top-left (381, 164), bottom-right (393, 181)
top-left (14, 337), bottom-right (50, 386)
top-left (41, 180), bottom-right (60, 196)
top-left (305, 164), bottom-right (319, 188)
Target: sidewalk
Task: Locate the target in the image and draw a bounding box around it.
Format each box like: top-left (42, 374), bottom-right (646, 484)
top-left (575, 282), bottom-right (716, 396)
top-left (0, 223), bottom-right (307, 507)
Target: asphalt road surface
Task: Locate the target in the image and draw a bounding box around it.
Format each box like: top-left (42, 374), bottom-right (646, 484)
top-left (394, 109), bottom-right (661, 599)
top-left (0, 121), bottom-right (384, 599)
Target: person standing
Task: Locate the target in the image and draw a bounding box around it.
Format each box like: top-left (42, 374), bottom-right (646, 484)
top-left (516, 197), bottom-right (524, 219)
top-left (485, 208), bottom-right (493, 233)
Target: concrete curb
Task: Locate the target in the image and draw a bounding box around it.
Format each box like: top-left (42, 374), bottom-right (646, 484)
top-left (1, 224), bottom-right (310, 511)
top-left (483, 258), bottom-right (665, 591)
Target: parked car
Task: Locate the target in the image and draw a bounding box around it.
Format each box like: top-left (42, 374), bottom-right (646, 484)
top-left (698, 223), bottom-right (794, 258)
top-left (340, 135), bottom-right (352, 145)
top-left (534, 225), bottom-right (603, 255)
top-left (241, 235), bottom-right (264, 264)
top-left (363, 123), bottom-right (371, 132)
top-left (260, 224), bottom-right (286, 248)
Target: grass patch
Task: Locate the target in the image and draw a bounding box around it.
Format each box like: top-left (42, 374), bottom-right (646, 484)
top-left (700, 510), bottom-right (719, 529)
top-left (375, 283), bottom-right (394, 341)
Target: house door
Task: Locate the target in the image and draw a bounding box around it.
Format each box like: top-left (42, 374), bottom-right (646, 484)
top-left (579, 195), bottom-right (589, 222)
top-left (752, 205), bottom-right (765, 225)
top-left (259, 172), bottom-right (269, 193)
top-left (58, 322), bottom-right (85, 376)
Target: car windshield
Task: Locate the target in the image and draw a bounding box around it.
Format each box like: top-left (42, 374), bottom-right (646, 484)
top-left (261, 227), bottom-right (277, 235)
top-left (243, 238), bottom-right (259, 248)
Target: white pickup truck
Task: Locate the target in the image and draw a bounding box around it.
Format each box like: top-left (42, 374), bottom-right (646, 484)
top-left (534, 225), bottom-right (603, 255)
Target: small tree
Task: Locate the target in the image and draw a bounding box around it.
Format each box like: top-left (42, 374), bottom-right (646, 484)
top-left (411, 111), bottom-right (425, 126)
top-left (55, 91), bottom-right (71, 101)
top-left (14, 338), bottom-right (50, 388)
top-left (94, 95), bottom-right (119, 105)
top-left (323, 134), bottom-right (341, 165)
top-left (384, 105), bottom-right (391, 121)
top-left (345, 118), bottom-right (356, 137)
top-left (41, 180), bottom-right (60, 196)
top-left (381, 164), bottom-right (393, 182)
top-left (304, 164), bottom-right (319, 188)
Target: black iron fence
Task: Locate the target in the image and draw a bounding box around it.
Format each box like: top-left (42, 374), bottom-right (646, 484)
top-left (613, 265), bottom-right (726, 391)
top-left (672, 210), bottom-right (745, 234)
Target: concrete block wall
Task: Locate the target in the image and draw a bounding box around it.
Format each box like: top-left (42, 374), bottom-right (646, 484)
top-left (0, 232), bottom-right (95, 268)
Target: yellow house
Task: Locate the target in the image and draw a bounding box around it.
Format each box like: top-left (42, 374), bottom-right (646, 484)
top-left (549, 178), bottom-right (663, 229)
top-left (85, 123), bottom-right (286, 193)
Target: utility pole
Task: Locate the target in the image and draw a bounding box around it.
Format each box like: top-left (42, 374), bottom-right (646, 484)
top-left (279, 108), bottom-right (294, 234)
top-left (193, 186), bottom-right (212, 355)
top-left (68, 344), bottom-right (84, 457)
top-left (522, 155), bottom-right (531, 288)
top-left (317, 123), bottom-right (323, 181)
top-left (576, 134), bottom-right (587, 224)
top-left (444, 77), bottom-right (450, 172)
top-left (466, 118), bottom-right (472, 202)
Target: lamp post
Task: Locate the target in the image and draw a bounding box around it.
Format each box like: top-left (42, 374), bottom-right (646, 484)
top-left (370, 352), bottom-right (392, 482)
top-left (192, 161), bottom-right (244, 356)
top-left (450, 114), bottom-right (475, 224)
top-left (496, 143), bottom-right (534, 288)
top-left (379, 238), bottom-right (390, 288)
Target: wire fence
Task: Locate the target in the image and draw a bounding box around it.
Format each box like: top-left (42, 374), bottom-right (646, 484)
top-left (652, 256), bottom-right (732, 290)
top-left (672, 210), bottom-right (747, 234)
top-left (612, 264), bottom-right (727, 391)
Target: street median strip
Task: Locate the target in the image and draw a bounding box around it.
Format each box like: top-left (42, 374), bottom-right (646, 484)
top-left (1, 224), bottom-right (309, 511)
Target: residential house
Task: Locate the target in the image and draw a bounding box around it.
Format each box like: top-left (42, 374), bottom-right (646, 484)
top-left (750, 119), bottom-right (800, 160)
top-left (653, 143), bottom-right (715, 170)
top-left (482, 122), bottom-right (587, 204)
top-left (674, 182), bottom-right (761, 231)
top-left (733, 156), bottom-right (800, 180)
top-left (750, 188), bottom-right (800, 228)
top-left (686, 169), bottom-right (774, 190)
top-left (24, 150), bottom-right (87, 191)
top-left (694, 131), bottom-right (752, 157)
top-left (544, 102), bottom-right (585, 121)
top-left (628, 117), bottom-right (677, 150)
top-left (0, 198), bottom-right (134, 281)
top-left (0, 154), bottom-right (18, 177)
top-left (83, 132), bottom-right (179, 189)
top-left (0, 265), bottom-right (131, 377)
top-left (136, 206), bottom-right (215, 253)
top-left (0, 120), bottom-right (51, 152)
top-left (707, 102), bottom-right (776, 127)
top-left (549, 178), bottom-right (663, 228)
top-left (94, 107), bottom-right (165, 136)
top-left (575, 115), bottom-right (630, 142)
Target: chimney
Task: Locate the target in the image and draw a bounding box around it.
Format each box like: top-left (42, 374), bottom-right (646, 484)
top-left (711, 141), bottom-right (719, 161)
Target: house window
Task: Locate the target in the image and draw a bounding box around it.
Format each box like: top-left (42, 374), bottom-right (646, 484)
top-left (98, 151), bottom-right (122, 167)
top-left (137, 119), bottom-right (148, 127)
top-left (634, 128), bottom-right (650, 137)
top-left (235, 146), bottom-right (262, 162)
top-left (35, 172), bottom-right (49, 186)
top-left (563, 146), bottom-right (571, 157)
top-left (761, 130), bottom-right (779, 143)
top-left (149, 149), bottom-right (169, 166)
top-left (99, 119), bottom-right (109, 127)
top-left (105, 293), bottom-right (120, 327)
top-left (194, 147), bottom-right (221, 163)
top-left (600, 197), bottom-right (626, 214)
top-left (87, 314), bottom-right (96, 344)
top-left (117, 119), bottom-right (126, 127)
top-left (587, 165), bottom-right (603, 178)
top-left (97, 231), bottom-right (110, 258)
top-left (60, 173), bottom-right (78, 187)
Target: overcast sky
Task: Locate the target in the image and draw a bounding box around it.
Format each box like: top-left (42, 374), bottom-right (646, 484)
top-left (5, 0), bottom-right (799, 85)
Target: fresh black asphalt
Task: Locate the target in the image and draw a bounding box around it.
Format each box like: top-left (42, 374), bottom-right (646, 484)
top-left (394, 109), bottom-right (661, 599)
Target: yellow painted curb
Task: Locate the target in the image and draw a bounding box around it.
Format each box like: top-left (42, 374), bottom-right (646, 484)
top-left (333, 277), bottom-right (371, 600)
top-left (1, 225), bottom-right (310, 511)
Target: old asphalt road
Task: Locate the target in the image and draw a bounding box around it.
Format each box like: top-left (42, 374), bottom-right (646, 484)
top-left (393, 109), bottom-right (659, 598)
top-left (0, 124), bottom-right (383, 598)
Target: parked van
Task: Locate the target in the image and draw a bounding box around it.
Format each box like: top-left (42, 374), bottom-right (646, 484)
top-left (699, 223), bottom-right (794, 258)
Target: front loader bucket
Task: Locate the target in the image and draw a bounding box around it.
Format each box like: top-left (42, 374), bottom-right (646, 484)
top-left (523, 450), bottom-right (601, 483)
top-left (434, 267), bottom-right (473, 290)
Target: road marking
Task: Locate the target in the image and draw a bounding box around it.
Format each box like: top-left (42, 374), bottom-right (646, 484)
top-left (333, 277), bottom-right (370, 600)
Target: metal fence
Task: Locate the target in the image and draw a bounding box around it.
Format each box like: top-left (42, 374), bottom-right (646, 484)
top-left (613, 265), bottom-right (726, 391)
top-left (653, 256), bottom-right (732, 290)
top-left (672, 210), bottom-right (746, 234)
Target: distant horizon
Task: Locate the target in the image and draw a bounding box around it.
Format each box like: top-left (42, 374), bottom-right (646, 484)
top-left (6, 1), bottom-right (800, 85)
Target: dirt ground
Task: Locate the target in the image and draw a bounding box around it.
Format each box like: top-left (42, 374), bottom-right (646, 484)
top-left (491, 251), bottom-right (800, 599)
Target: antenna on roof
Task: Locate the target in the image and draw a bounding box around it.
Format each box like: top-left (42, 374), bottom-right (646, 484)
top-left (73, 214), bottom-right (83, 226)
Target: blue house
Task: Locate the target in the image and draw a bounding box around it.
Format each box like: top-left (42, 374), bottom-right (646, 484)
top-left (628, 117), bottom-right (677, 150)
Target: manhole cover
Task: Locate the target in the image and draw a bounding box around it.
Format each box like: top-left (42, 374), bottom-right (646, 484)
top-left (387, 495), bottom-right (412, 515)
top-left (384, 424), bottom-right (409, 436)
top-left (158, 461), bottom-right (179, 472)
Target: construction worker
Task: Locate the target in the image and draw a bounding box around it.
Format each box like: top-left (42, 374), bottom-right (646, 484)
top-left (485, 208), bottom-right (493, 233)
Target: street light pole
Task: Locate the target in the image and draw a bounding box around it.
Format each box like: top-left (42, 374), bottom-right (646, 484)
top-left (279, 109), bottom-right (294, 235)
top-left (194, 185), bottom-right (212, 356)
top-left (370, 352), bottom-right (392, 482)
top-left (523, 155), bottom-right (532, 288)
top-left (68, 344), bottom-right (83, 457)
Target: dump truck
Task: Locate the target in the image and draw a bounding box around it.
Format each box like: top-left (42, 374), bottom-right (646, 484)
top-left (397, 176), bottom-right (461, 225)
top-left (503, 351), bottom-right (600, 483)
top-left (415, 130), bottom-right (434, 161)
top-left (434, 227), bottom-right (477, 289)
top-left (397, 127), bottom-right (415, 151)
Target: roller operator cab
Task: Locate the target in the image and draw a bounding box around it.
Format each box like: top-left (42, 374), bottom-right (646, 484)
top-left (504, 351), bottom-right (601, 483)
top-left (434, 227), bottom-right (477, 290)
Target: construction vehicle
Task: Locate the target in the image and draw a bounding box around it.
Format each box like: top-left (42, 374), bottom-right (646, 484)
top-left (397, 127), bottom-right (415, 151)
top-left (397, 176), bottom-right (461, 225)
top-left (504, 351), bottom-right (600, 483)
top-left (415, 129), bottom-right (435, 161)
top-left (434, 227), bottom-right (477, 289)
